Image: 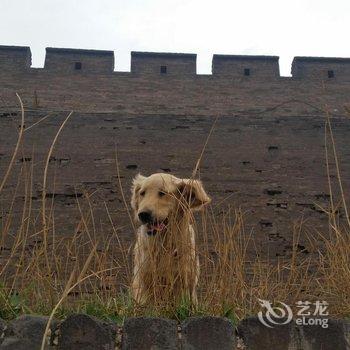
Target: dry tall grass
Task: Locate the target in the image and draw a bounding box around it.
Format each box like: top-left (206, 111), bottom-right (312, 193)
top-left (0, 101), bottom-right (349, 339)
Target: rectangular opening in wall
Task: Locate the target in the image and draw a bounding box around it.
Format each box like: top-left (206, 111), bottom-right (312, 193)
top-left (327, 70), bottom-right (334, 78)
top-left (244, 68), bottom-right (250, 76)
top-left (160, 65), bottom-right (167, 74)
top-left (75, 62), bottom-right (82, 70)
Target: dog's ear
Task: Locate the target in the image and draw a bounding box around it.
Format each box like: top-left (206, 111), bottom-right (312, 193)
top-left (131, 174), bottom-right (146, 214)
top-left (176, 179), bottom-right (211, 211)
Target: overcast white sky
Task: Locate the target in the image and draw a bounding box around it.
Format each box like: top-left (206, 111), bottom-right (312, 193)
top-left (0, 0), bottom-right (349, 76)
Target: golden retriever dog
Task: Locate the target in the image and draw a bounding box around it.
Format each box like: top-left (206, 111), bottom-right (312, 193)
top-left (130, 173), bottom-right (210, 305)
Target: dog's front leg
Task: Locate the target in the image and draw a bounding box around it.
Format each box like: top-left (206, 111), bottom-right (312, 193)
top-left (131, 231), bottom-right (148, 304)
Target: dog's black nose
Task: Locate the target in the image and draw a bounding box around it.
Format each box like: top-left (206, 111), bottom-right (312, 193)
top-left (138, 211), bottom-right (152, 224)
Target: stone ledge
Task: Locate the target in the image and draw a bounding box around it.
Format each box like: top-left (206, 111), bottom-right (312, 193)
top-left (0, 315), bottom-right (349, 349)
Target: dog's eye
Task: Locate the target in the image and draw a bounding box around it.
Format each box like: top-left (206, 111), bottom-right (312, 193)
top-left (158, 191), bottom-right (166, 197)
top-left (140, 190), bottom-right (146, 196)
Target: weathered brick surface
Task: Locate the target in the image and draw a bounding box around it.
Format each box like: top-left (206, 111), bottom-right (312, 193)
top-left (1, 112), bottom-right (349, 264)
top-left (1, 71), bottom-right (349, 115)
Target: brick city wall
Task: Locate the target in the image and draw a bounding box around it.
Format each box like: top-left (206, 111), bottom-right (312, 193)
top-left (0, 45), bottom-right (350, 115)
top-left (1, 45), bottom-right (350, 264)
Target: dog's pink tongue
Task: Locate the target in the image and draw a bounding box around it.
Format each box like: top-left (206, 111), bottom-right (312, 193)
top-left (150, 222), bottom-right (165, 231)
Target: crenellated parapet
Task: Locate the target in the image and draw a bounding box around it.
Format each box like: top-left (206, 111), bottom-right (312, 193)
top-left (292, 56), bottom-right (350, 81)
top-left (212, 54), bottom-right (280, 78)
top-left (131, 51), bottom-right (197, 75)
top-left (0, 45), bottom-right (350, 81)
top-left (0, 45), bottom-right (31, 70)
top-left (44, 47), bottom-right (114, 73)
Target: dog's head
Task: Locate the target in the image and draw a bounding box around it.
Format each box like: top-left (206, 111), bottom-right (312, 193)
top-left (131, 173), bottom-right (210, 235)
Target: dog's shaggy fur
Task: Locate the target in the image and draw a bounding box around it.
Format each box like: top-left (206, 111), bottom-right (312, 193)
top-left (130, 173), bottom-right (210, 305)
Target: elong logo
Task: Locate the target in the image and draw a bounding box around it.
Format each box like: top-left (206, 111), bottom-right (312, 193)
top-left (257, 299), bottom-right (329, 329)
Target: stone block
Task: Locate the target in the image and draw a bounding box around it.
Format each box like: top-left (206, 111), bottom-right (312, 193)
top-left (237, 316), bottom-right (299, 350)
top-left (57, 313), bottom-right (116, 350)
top-left (2, 315), bottom-right (55, 349)
top-left (0, 318), bottom-right (6, 345)
top-left (122, 317), bottom-right (178, 350)
top-left (181, 316), bottom-right (235, 350)
top-left (299, 319), bottom-right (350, 350)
